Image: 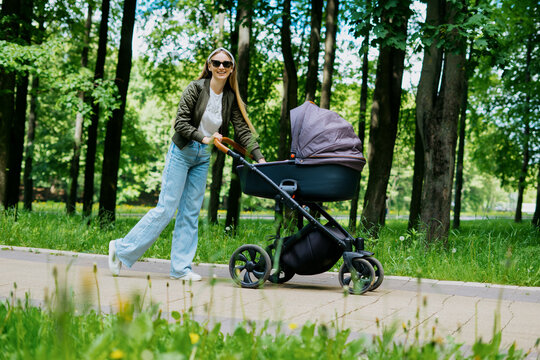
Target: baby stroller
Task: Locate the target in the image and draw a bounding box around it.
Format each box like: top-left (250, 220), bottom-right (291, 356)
top-left (214, 102), bottom-right (384, 295)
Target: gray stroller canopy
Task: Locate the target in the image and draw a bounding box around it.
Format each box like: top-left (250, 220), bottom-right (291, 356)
top-left (290, 102), bottom-right (366, 171)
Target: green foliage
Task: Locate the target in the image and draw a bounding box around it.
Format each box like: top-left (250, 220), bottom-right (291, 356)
top-left (348, 0), bottom-right (413, 51)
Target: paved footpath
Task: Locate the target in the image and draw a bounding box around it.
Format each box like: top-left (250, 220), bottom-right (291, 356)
top-left (1, 245), bottom-right (539, 357)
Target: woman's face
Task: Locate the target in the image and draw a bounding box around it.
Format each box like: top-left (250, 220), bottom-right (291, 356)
top-left (208, 51), bottom-right (234, 81)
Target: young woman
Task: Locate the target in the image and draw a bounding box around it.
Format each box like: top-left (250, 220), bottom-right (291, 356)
top-left (108, 48), bottom-right (266, 281)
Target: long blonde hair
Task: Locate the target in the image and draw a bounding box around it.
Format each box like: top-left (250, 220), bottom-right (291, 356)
top-left (197, 51), bottom-right (256, 134)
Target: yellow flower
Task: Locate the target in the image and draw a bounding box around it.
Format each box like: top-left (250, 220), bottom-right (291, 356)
top-left (189, 333), bottom-right (200, 344)
top-left (110, 349), bottom-right (125, 359)
top-left (288, 323), bottom-right (298, 330)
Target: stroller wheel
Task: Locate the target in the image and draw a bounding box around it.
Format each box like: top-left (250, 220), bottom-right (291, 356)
top-left (366, 257), bottom-right (384, 291)
top-left (229, 244), bottom-right (271, 289)
top-left (338, 258), bottom-right (375, 295)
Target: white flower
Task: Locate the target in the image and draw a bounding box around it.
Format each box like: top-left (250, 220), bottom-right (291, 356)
top-left (399, 236), bottom-right (405, 241)
top-left (452, 248), bottom-right (457, 253)
top-left (225, 226), bottom-right (231, 231)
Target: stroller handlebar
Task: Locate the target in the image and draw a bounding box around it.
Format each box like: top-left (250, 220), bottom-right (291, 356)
top-left (213, 137), bottom-right (254, 160)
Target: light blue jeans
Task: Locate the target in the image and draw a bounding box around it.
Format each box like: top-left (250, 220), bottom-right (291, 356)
top-left (115, 141), bottom-right (210, 278)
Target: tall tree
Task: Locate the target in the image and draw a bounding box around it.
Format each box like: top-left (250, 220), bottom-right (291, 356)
top-left (98, 0), bottom-right (137, 222)
top-left (226, 0), bottom-right (252, 229)
top-left (22, 14), bottom-right (45, 211)
top-left (0, 0), bottom-right (20, 207)
top-left (304, 0), bottom-right (323, 102)
top-left (4, 0), bottom-right (33, 210)
top-left (533, 165), bottom-right (540, 228)
top-left (361, 0), bottom-right (411, 234)
top-left (514, 37), bottom-right (532, 223)
top-left (408, 124), bottom-right (424, 230)
top-left (319, 0), bottom-right (338, 109)
top-left (67, 2), bottom-right (93, 214)
top-left (419, 0), bottom-right (467, 242)
top-left (452, 43), bottom-right (473, 229)
top-left (278, 0), bottom-right (297, 160)
top-left (23, 76), bottom-right (39, 211)
top-left (348, 34), bottom-right (369, 232)
top-left (83, 0), bottom-right (111, 217)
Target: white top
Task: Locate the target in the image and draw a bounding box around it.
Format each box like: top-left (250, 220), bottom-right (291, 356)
top-left (198, 88), bottom-right (223, 137)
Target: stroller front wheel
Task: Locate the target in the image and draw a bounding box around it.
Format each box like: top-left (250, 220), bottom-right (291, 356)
top-left (365, 257), bottom-right (384, 291)
top-left (229, 244), bottom-right (272, 289)
top-left (338, 258), bottom-right (375, 295)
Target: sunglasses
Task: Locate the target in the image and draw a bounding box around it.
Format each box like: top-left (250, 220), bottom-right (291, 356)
top-left (210, 60), bottom-right (233, 69)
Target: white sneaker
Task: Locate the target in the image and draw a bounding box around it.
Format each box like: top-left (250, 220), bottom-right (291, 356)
top-left (108, 240), bottom-right (122, 276)
top-left (170, 271), bottom-right (202, 282)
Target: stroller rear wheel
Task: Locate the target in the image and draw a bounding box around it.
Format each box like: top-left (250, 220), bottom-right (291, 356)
top-left (366, 257), bottom-right (384, 291)
top-left (338, 258), bottom-right (375, 295)
top-left (229, 244), bottom-right (271, 289)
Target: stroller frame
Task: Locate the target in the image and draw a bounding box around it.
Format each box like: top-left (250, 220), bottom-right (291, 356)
top-left (215, 138), bottom-right (384, 295)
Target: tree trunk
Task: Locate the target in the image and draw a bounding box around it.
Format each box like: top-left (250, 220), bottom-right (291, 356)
top-left (361, 4), bottom-right (410, 235)
top-left (452, 44), bottom-right (472, 229)
top-left (278, 0), bottom-right (297, 160)
top-left (420, 1), bottom-right (466, 242)
top-left (0, 0), bottom-right (20, 207)
top-left (4, 0), bottom-right (33, 210)
top-left (226, 0), bottom-right (251, 230)
top-left (532, 165), bottom-right (540, 228)
top-left (23, 76), bottom-right (39, 211)
top-left (304, 0), bottom-right (323, 102)
top-left (514, 37), bottom-right (531, 223)
top-left (83, 0), bottom-right (110, 217)
top-left (411, 0), bottom-right (443, 232)
top-left (98, 0), bottom-right (137, 223)
top-left (348, 35), bottom-right (369, 232)
top-left (319, 0), bottom-right (338, 109)
top-left (67, 3), bottom-right (93, 214)
top-left (408, 124), bottom-right (424, 230)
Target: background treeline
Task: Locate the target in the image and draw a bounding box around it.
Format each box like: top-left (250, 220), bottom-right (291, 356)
top-left (0, 0), bottom-right (538, 242)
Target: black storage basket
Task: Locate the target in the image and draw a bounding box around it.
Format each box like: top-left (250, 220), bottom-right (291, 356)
top-left (281, 225), bottom-right (344, 275)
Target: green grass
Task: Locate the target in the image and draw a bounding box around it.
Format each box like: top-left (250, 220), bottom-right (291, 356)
top-left (2, 203), bottom-right (539, 286)
top-left (0, 281), bottom-right (531, 360)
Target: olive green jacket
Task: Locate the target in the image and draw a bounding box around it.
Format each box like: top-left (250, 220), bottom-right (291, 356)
top-left (172, 78), bottom-right (263, 161)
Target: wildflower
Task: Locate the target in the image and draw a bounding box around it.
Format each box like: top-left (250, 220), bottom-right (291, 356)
top-left (452, 248), bottom-right (457, 254)
top-left (399, 236), bottom-right (405, 241)
top-left (225, 226), bottom-right (231, 231)
top-left (288, 323), bottom-right (298, 330)
top-left (402, 322), bottom-right (408, 332)
top-left (110, 349), bottom-right (125, 359)
top-left (189, 333), bottom-right (200, 344)
top-left (434, 336), bottom-right (444, 345)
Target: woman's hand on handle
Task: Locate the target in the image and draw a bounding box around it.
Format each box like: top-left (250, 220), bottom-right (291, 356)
top-left (202, 132), bottom-right (223, 145)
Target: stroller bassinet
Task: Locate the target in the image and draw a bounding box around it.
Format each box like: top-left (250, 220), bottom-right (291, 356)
top-left (238, 101), bottom-right (366, 201)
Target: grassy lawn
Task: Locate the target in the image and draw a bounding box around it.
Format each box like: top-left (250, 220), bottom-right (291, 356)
top-left (2, 202), bottom-right (539, 286)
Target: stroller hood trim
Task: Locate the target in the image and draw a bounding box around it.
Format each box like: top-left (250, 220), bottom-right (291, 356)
top-left (290, 101), bottom-right (366, 171)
